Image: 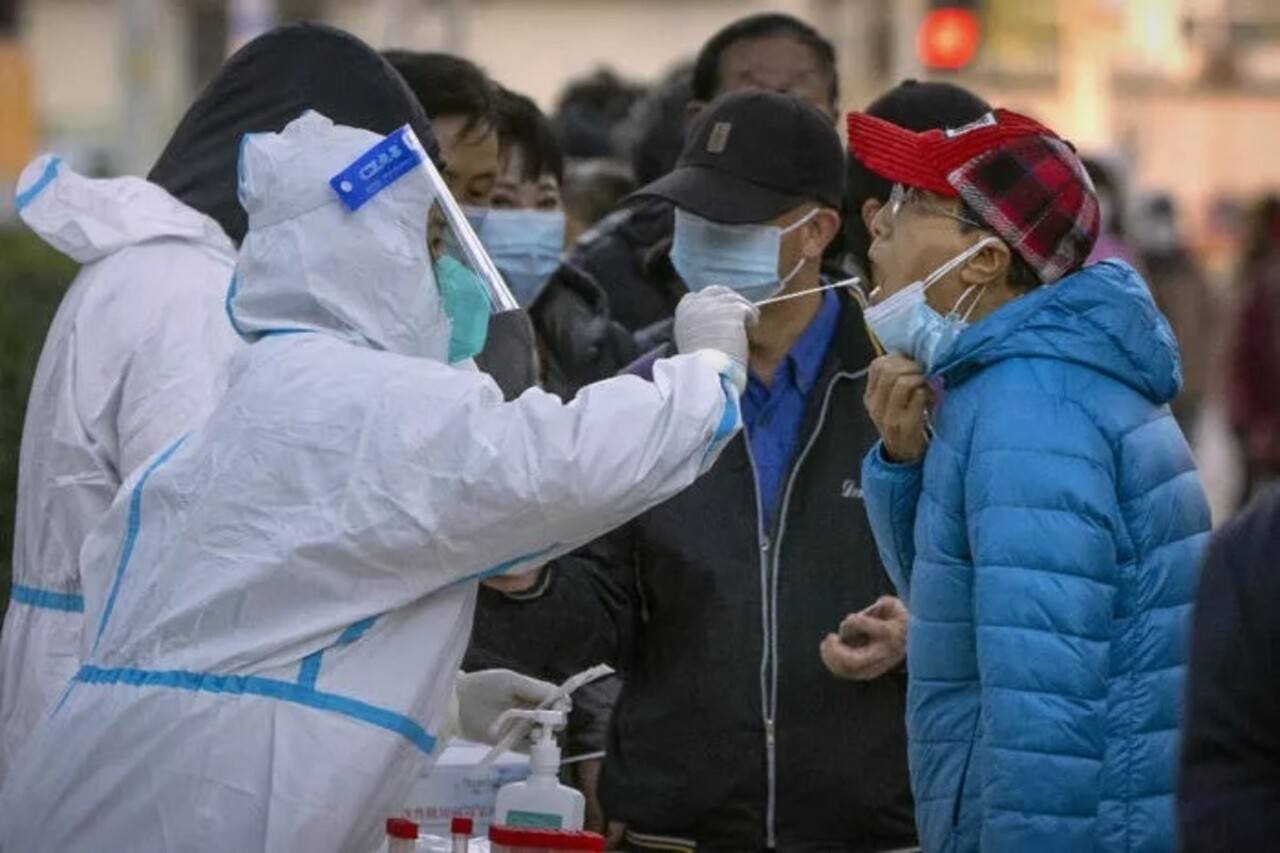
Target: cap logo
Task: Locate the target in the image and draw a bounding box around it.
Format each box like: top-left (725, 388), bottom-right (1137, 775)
top-left (944, 112), bottom-right (998, 139)
top-left (707, 122), bottom-right (732, 154)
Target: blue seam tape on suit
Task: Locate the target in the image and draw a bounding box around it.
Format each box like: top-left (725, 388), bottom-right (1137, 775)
top-left (701, 373), bottom-right (741, 467)
top-left (93, 437), bottom-right (188, 651)
top-left (15, 157), bottom-right (61, 212)
top-left (75, 665), bottom-right (437, 754)
top-left (295, 615), bottom-right (381, 686)
top-left (9, 584), bottom-right (84, 613)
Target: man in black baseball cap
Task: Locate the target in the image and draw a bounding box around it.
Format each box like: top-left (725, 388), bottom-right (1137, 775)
top-left (633, 88), bottom-right (843, 226)
top-left (568, 13), bottom-right (843, 334)
top-left (629, 88), bottom-right (846, 310)
top-left (525, 88), bottom-right (917, 851)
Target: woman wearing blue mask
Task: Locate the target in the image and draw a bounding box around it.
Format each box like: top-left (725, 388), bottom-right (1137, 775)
top-left (481, 86), bottom-right (641, 399)
top-left (484, 87), bottom-right (568, 308)
top-left (849, 108), bottom-right (1211, 853)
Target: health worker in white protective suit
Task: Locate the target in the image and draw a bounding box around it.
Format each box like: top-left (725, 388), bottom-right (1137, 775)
top-left (0, 23), bottom-right (477, 782)
top-left (0, 111), bottom-right (755, 853)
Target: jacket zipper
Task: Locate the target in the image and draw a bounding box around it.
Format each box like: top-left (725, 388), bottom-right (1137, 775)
top-left (748, 369), bottom-right (862, 849)
top-left (742, 440), bottom-right (775, 848)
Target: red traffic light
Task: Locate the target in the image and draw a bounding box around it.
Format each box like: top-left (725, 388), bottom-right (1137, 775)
top-left (917, 8), bottom-right (981, 71)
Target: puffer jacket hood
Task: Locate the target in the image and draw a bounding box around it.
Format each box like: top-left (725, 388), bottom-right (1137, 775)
top-left (938, 259), bottom-right (1183, 405)
top-left (148, 23), bottom-right (439, 247)
top-left (228, 112), bottom-right (445, 360)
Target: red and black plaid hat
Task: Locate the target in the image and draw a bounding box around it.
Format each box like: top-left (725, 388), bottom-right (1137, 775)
top-left (847, 107), bottom-right (1100, 284)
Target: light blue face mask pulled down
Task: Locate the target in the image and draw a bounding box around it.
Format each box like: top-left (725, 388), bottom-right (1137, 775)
top-left (864, 237), bottom-right (999, 374)
top-left (435, 255), bottom-right (492, 362)
top-left (477, 208), bottom-right (567, 308)
top-left (670, 208), bottom-right (815, 303)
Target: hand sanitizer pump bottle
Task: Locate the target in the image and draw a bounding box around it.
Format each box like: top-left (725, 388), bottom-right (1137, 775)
top-left (492, 709), bottom-right (584, 831)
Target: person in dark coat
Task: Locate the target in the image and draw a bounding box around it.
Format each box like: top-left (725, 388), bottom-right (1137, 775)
top-left (1178, 485), bottom-right (1280, 851)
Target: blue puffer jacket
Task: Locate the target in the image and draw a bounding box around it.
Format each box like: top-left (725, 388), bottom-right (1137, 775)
top-left (862, 260), bottom-right (1211, 852)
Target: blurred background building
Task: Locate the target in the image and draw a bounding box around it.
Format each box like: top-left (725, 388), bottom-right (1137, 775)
top-left (1, 0), bottom-right (1277, 526)
top-left (3, 0), bottom-right (1280, 234)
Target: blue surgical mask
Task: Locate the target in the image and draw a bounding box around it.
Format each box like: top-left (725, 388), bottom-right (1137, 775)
top-left (477, 208), bottom-right (566, 308)
top-left (671, 208), bottom-right (817, 303)
top-left (435, 255), bottom-right (492, 363)
top-left (863, 237), bottom-right (998, 374)
top-left (442, 205), bottom-right (490, 261)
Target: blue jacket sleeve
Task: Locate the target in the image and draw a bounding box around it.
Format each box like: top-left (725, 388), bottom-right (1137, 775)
top-left (861, 441), bottom-right (923, 599)
top-left (965, 394), bottom-right (1118, 853)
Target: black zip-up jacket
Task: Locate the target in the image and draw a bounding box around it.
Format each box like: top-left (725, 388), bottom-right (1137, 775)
top-left (530, 262), bottom-right (641, 400)
top-left (566, 199), bottom-right (681, 333)
top-left (570, 294), bottom-right (915, 851)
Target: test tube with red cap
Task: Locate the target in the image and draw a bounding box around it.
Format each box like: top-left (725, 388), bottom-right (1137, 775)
top-left (385, 818), bottom-right (419, 853)
top-left (450, 816), bottom-right (474, 853)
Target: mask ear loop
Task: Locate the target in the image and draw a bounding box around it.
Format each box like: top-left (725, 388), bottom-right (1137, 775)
top-left (950, 236), bottom-right (1002, 320)
top-left (921, 235), bottom-right (1001, 293)
top-left (779, 207), bottom-right (821, 236)
top-left (950, 283), bottom-right (987, 321)
top-left (754, 208), bottom-right (825, 301)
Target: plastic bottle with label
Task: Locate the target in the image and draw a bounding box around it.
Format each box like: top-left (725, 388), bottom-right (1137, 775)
top-left (491, 708), bottom-right (584, 832)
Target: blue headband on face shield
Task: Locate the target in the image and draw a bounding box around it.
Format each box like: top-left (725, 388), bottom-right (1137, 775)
top-left (670, 208), bottom-right (814, 303)
top-left (476, 208), bottom-right (567, 308)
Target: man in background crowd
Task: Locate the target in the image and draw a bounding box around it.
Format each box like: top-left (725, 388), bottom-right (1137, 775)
top-left (387, 51), bottom-right (540, 400)
top-left (568, 13), bottom-right (841, 333)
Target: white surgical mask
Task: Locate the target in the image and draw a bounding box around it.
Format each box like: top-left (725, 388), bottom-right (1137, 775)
top-left (864, 237), bottom-right (999, 373)
top-left (671, 208), bottom-right (818, 303)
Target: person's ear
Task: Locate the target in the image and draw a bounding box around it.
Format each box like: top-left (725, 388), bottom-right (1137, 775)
top-left (684, 100), bottom-right (707, 123)
top-left (860, 198), bottom-right (882, 233)
top-left (801, 208), bottom-right (842, 261)
top-left (959, 239), bottom-right (1011, 289)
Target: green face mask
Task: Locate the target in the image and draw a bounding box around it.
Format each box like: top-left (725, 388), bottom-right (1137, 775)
top-left (435, 255), bottom-right (491, 363)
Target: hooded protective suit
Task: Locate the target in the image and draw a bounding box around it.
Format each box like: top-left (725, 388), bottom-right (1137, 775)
top-left (0, 24), bottom-right (438, 780)
top-left (0, 113), bottom-right (741, 853)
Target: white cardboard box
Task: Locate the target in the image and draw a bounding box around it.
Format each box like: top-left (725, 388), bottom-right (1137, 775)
top-left (401, 740), bottom-right (531, 838)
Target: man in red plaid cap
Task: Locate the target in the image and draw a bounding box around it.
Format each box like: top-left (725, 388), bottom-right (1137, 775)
top-left (847, 107), bottom-right (1211, 852)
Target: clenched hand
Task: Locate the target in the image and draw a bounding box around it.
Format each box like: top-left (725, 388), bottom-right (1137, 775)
top-left (820, 596), bottom-right (908, 681)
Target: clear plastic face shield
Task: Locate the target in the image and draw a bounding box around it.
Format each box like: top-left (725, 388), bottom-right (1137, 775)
top-left (331, 124), bottom-right (519, 362)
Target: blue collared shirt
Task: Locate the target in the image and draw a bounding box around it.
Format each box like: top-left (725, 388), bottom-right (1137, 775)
top-left (742, 288), bottom-right (841, 530)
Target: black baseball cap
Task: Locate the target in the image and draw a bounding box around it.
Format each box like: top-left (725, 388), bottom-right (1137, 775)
top-left (628, 89), bottom-right (845, 224)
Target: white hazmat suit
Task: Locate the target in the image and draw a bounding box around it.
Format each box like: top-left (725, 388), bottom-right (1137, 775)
top-left (0, 156), bottom-right (241, 781)
top-left (0, 113), bottom-right (745, 852)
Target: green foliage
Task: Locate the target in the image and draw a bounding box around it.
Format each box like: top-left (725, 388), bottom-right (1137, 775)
top-left (0, 227), bottom-right (76, 602)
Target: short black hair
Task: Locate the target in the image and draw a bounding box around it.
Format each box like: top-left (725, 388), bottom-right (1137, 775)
top-left (691, 13), bottom-right (838, 106)
top-left (383, 51), bottom-right (497, 140)
top-left (553, 68), bottom-right (645, 159)
top-left (494, 86), bottom-right (564, 185)
top-left (958, 199), bottom-right (1043, 291)
top-left (562, 160), bottom-right (637, 231)
top-left (623, 61), bottom-right (695, 185)
top-left (1081, 156), bottom-right (1126, 237)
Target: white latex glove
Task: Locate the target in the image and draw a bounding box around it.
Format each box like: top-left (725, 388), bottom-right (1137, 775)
top-left (454, 669), bottom-right (560, 749)
top-left (674, 285), bottom-right (758, 391)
